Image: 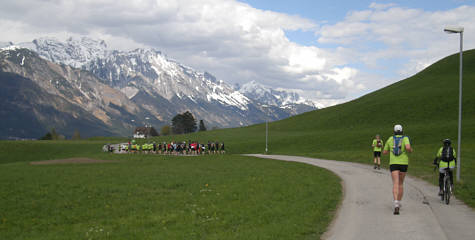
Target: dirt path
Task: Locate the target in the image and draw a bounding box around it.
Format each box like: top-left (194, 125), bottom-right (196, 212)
top-left (246, 154), bottom-right (475, 240)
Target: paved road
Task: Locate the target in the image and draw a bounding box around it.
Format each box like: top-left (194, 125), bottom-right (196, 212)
top-left (246, 154), bottom-right (475, 240)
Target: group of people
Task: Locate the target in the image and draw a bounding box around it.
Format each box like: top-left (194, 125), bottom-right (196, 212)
top-left (371, 124), bottom-right (456, 215)
top-left (119, 140), bottom-right (225, 155)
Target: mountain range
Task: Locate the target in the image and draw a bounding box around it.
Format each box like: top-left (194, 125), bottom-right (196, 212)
top-left (0, 37), bottom-right (317, 139)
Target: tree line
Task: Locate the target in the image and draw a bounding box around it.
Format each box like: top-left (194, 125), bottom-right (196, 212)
top-left (39, 111), bottom-right (208, 139)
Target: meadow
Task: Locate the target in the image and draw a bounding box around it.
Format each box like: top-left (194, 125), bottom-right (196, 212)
top-left (0, 141), bottom-right (341, 239)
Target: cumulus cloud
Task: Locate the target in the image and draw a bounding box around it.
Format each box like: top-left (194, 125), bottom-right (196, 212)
top-left (318, 5), bottom-right (475, 77)
top-left (1, 1), bottom-right (474, 107)
top-left (0, 0), bottom-right (360, 106)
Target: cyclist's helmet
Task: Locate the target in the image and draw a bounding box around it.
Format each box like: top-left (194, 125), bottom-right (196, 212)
top-left (443, 139), bottom-right (451, 146)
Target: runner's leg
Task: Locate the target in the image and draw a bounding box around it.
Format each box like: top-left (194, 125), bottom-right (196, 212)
top-left (398, 172), bottom-right (406, 201)
top-left (373, 153), bottom-right (377, 168)
top-left (391, 170), bottom-right (400, 201)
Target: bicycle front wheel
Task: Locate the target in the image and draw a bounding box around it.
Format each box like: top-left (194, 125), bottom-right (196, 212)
top-left (444, 177), bottom-right (451, 205)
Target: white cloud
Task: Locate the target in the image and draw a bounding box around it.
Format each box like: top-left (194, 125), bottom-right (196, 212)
top-left (315, 4), bottom-right (475, 101)
top-left (2, 1), bottom-right (473, 108)
top-left (369, 2), bottom-right (397, 10)
top-left (0, 0), bottom-right (356, 107)
top-left (318, 5), bottom-right (475, 73)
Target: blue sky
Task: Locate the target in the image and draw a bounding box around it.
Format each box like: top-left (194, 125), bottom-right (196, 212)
top-left (246, 0), bottom-right (473, 46)
top-left (240, 0), bottom-right (474, 48)
top-left (1, 0), bottom-right (474, 107)
top-left (239, 0), bottom-right (475, 101)
top-left (240, 0), bottom-right (473, 23)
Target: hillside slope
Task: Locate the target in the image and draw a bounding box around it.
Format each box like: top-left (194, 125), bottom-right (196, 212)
top-left (0, 72), bottom-right (114, 139)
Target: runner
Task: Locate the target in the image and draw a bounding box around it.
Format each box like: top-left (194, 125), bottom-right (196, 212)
top-left (383, 124), bottom-right (412, 215)
top-left (167, 142), bottom-right (172, 155)
top-left (372, 134), bottom-right (383, 169)
top-left (131, 140), bottom-right (137, 153)
top-left (220, 142), bottom-right (225, 154)
top-left (201, 143), bottom-right (206, 154)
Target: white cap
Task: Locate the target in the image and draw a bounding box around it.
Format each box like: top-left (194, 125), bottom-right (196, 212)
top-left (394, 124), bottom-right (403, 132)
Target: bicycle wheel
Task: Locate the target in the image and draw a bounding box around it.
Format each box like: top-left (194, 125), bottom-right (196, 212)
top-left (441, 177), bottom-right (445, 201)
top-left (444, 177), bottom-right (451, 205)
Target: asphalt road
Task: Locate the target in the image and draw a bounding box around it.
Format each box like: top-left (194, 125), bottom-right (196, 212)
top-left (246, 154), bottom-right (475, 240)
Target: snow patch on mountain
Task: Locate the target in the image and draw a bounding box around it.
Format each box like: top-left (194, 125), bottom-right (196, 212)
top-left (0, 45), bottom-right (23, 52)
top-left (20, 36), bottom-right (108, 68)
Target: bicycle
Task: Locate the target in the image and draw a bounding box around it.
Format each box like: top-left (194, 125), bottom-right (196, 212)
top-left (435, 166), bottom-right (453, 205)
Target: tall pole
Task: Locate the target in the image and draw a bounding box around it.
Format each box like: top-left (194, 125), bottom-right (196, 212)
top-left (262, 105), bottom-right (269, 154)
top-left (456, 31), bottom-right (463, 181)
top-left (265, 119), bottom-right (268, 154)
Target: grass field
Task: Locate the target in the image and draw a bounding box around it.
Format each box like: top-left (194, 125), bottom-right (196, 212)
top-left (0, 142), bottom-right (341, 239)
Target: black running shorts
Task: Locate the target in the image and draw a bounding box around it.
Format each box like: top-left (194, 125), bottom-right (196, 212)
top-left (373, 151), bottom-right (381, 157)
top-left (390, 164), bottom-right (408, 172)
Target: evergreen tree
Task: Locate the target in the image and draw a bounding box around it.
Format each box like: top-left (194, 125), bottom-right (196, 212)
top-left (182, 111), bottom-right (197, 133)
top-left (199, 120), bottom-right (207, 131)
top-left (171, 111), bottom-right (197, 134)
top-left (172, 114), bottom-right (185, 134)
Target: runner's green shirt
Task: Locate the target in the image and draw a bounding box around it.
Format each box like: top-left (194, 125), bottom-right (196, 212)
top-left (372, 139), bottom-right (383, 152)
top-left (384, 135), bottom-right (411, 165)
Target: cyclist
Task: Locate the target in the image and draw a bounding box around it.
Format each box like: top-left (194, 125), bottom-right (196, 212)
top-left (372, 134), bottom-right (383, 169)
top-left (433, 139), bottom-right (456, 196)
top-left (383, 124), bottom-right (412, 215)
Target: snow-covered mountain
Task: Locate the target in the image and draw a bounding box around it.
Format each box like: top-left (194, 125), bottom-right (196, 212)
top-left (239, 80), bottom-right (316, 108)
top-left (0, 47), bottom-right (145, 139)
top-left (11, 37), bottom-right (259, 127)
top-left (1, 37), bottom-right (318, 138)
top-left (19, 37), bottom-right (249, 110)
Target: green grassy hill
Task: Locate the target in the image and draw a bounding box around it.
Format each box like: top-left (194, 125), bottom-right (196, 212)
top-left (152, 49), bottom-right (475, 206)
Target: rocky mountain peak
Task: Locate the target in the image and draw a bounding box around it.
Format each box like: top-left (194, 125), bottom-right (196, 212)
top-left (239, 80), bottom-right (316, 109)
top-left (27, 36), bottom-right (108, 68)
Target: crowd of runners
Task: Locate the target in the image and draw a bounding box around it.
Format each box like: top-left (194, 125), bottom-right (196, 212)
top-left (108, 140), bottom-right (225, 155)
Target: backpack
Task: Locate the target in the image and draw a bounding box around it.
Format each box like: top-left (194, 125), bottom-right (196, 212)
top-left (441, 146), bottom-right (454, 162)
top-left (392, 136), bottom-right (405, 156)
